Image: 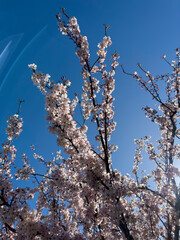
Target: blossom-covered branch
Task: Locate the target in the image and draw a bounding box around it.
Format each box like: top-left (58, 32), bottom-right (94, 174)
top-left (0, 8), bottom-right (179, 240)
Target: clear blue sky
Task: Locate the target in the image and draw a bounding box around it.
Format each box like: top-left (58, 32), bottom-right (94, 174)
top-left (0, 0), bottom-right (180, 179)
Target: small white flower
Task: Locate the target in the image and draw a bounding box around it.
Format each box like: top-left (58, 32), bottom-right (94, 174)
top-left (28, 63), bottom-right (37, 71)
top-left (114, 146), bottom-right (118, 151)
top-left (146, 71), bottom-right (150, 77)
top-left (171, 60), bottom-right (176, 66)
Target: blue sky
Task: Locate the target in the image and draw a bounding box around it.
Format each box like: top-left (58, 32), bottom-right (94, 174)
top-left (0, 0), bottom-right (180, 180)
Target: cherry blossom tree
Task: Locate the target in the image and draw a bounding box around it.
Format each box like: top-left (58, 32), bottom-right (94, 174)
top-left (0, 8), bottom-right (179, 240)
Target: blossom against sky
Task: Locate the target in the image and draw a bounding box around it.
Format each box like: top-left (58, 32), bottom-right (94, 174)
top-left (0, 0), bottom-right (180, 177)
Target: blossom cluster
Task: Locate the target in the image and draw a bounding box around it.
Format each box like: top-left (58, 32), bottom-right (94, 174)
top-left (6, 115), bottom-right (23, 141)
top-left (0, 9), bottom-right (179, 240)
top-left (57, 11), bottom-right (90, 67)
